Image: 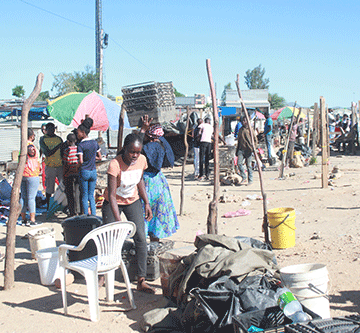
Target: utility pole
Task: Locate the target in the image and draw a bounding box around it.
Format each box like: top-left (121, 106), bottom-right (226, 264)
top-left (95, 0), bottom-right (108, 95)
top-left (95, 0), bottom-right (101, 78)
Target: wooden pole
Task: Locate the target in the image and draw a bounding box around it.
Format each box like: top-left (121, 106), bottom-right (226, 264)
top-left (279, 103), bottom-right (297, 178)
top-left (306, 109), bottom-right (311, 147)
top-left (117, 104), bottom-right (126, 154)
top-left (206, 59), bottom-right (219, 235)
top-left (320, 97), bottom-right (328, 188)
top-left (180, 107), bottom-right (191, 215)
top-left (311, 103), bottom-right (319, 158)
top-left (4, 73), bottom-right (44, 290)
top-left (235, 75), bottom-right (270, 245)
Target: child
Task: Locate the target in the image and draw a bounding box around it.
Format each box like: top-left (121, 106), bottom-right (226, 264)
top-left (63, 133), bottom-right (79, 217)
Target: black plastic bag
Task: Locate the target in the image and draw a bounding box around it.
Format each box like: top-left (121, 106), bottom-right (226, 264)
top-left (236, 275), bottom-right (278, 312)
top-left (181, 277), bottom-right (242, 333)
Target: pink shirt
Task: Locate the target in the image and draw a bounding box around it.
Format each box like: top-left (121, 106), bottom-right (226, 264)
top-left (199, 123), bottom-right (213, 143)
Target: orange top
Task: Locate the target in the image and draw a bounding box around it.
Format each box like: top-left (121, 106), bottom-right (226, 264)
top-left (23, 141), bottom-right (40, 178)
top-left (103, 154), bottom-right (147, 205)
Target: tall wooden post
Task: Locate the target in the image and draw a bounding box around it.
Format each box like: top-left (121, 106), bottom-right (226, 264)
top-left (235, 75), bottom-right (270, 245)
top-left (279, 103), bottom-right (297, 178)
top-left (180, 107), bottom-right (191, 215)
top-left (117, 104), bottom-right (126, 154)
top-left (320, 97), bottom-right (328, 188)
top-left (206, 59), bottom-right (219, 235)
top-left (306, 109), bottom-right (311, 147)
top-left (311, 103), bottom-right (319, 158)
top-left (4, 73), bottom-right (44, 290)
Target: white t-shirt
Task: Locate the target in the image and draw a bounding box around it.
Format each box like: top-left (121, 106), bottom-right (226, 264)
top-left (199, 123), bottom-right (213, 143)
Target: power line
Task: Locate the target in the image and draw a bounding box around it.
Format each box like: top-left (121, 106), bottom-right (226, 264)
top-left (110, 38), bottom-right (156, 75)
top-left (18, 0), bottom-right (156, 75)
top-left (18, 0), bottom-right (93, 30)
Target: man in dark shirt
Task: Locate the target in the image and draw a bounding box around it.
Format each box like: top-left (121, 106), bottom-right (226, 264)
top-left (192, 118), bottom-right (203, 178)
top-left (236, 116), bottom-right (256, 185)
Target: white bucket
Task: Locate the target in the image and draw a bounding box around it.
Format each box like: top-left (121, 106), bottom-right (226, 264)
top-left (35, 247), bottom-right (59, 285)
top-left (28, 227), bottom-right (56, 259)
top-left (280, 263), bottom-right (330, 319)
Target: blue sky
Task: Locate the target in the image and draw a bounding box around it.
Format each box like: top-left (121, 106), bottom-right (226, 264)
top-left (2, 0), bottom-right (360, 108)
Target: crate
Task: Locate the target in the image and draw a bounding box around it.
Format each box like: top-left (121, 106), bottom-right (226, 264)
top-left (233, 306), bottom-right (320, 333)
top-left (285, 314), bottom-right (360, 333)
top-left (116, 240), bottom-right (174, 282)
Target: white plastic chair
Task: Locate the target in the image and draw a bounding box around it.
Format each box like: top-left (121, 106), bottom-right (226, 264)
top-left (58, 221), bottom-right (137, 322)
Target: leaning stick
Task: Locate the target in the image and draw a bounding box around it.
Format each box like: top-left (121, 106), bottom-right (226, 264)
top-left (206, 59), bottom-right (220, 235)
top-left (235, 75), bottom-right (270, 245)
top-left (4, 73), bottom-right (44, 290)
top-left (180, 106), bottom-right (191, 215)
top-left (279, 102), bottom-right (297, 179)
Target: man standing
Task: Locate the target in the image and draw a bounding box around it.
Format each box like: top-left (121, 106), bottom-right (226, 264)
top-left (198, 118), bottom-right (213, 180)
top-left (236, 117), bottom-right (256, 185)
top-left (39, 123), bottom-right (63, 209)
top-left (287, 120), bottom-right (298, 167)
top-left (264, 112), bottom-right (273, 160)
top-left (192, 118), bottom-right (203, 178)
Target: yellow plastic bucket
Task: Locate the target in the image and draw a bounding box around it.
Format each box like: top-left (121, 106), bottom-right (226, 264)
top-left (268, 207), bottom-right (296, 249)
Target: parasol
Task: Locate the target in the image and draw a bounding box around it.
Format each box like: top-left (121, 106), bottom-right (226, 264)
top-left (271, 106), bottom-right (306, 120)
top-left (47, 91), bottom-right (131, 131)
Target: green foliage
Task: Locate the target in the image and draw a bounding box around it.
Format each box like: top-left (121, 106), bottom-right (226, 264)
top-left (244, 64), bottom-right (270, 89)
top-left (268, 93), bottom-right (286, 109)
top-left (36, 91), bottom-right (50, 101)
top-left (221, 82), bottom-right (232, 105)
top-left (73, 66), bottom-right (99, 93)
top-left (12, 85), bottom-right (25, 98)
top-left (174, 87), bottom-right (185, 97)
top-left (51, 66), bottom-right (99, 97)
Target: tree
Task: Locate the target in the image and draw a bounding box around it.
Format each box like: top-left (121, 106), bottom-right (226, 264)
top-left (174, 88), bottom-right (185, 97)
top-left (244, 64), bottom-right (269, 89)
top-left (221, 82), bottom-right (232, 105)
top-left (51, 66), bottom-right (99, 97)
top-left (12, 85), bottom-right (25, 98)
top-left (268, 93), bottom-right (286, 109)
top-left (73, 66), bottom-right (99, 93)
top-left (36, 91), bottom-right (50, 101)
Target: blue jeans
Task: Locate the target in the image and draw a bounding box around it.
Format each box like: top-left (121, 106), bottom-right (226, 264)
top-left (236, 150), bottom-right (253, 182)
top-left (20, 176), bottom-right (39, 214)
top-left (265, 134), bottom-right (273, 159)
top-left (79, 169), bottom-right (97, 215)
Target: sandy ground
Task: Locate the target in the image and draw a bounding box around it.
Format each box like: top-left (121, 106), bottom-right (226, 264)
top-left (1, 151), bottom-right (360, 332)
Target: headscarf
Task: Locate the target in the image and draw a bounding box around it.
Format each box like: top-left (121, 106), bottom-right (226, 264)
top-left (146, 124), bottom-right (164, 139)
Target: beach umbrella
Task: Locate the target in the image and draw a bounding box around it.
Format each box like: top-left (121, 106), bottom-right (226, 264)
top-left (47, 91), bottom-right (131, 131)
top-left (271, 106), bottom-right (306, 120)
